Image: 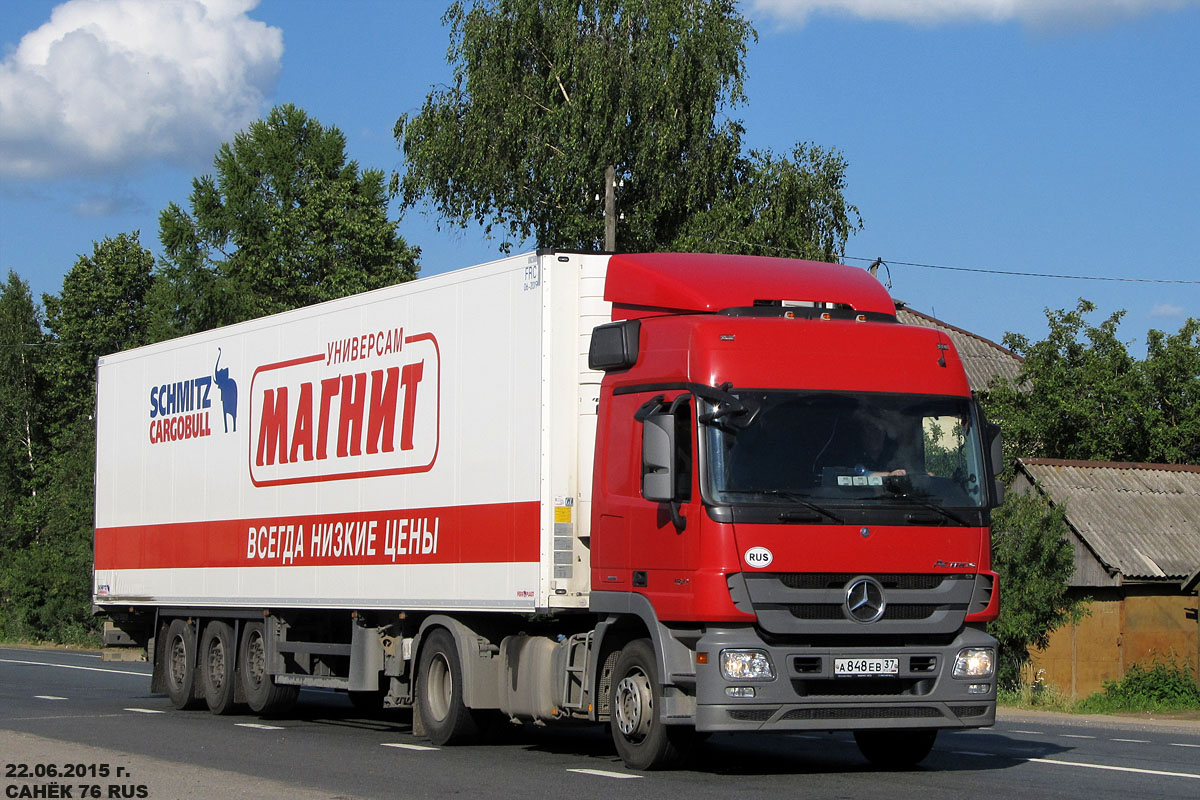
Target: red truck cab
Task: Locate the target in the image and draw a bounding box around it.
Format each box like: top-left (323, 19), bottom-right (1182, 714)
top-left (587, 253), bottom-right (1002, 768)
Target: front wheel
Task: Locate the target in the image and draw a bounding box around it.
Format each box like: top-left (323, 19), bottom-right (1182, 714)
top-left (416, 628), bottom-right (480, 745)
top-left (854, 729), bottom-right (938, 769)
top-left (609, 639), bottom-right (692, 770)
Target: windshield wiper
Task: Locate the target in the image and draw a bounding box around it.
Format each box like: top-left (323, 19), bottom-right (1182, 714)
top-left (720, 490), bottom-right (844, 524)
top-left (860, 493), bottom-right (972, 527)
top-left (904, 500), bottom-right (972, 528)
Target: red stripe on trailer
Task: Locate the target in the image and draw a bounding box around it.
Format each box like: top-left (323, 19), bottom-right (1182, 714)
top-left (95, 501), bottom-right (540, 570)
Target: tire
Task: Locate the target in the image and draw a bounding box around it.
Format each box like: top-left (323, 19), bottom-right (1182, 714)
top-left (609, 638), bottom-right (692, 770)
top-left (200, 621), bottom-right (237, 715)
top-left (164, 619), bottom-right (201, 710)
top-left (416, 628), bottom-right (480, 745)
top-left (854, 728), bottom-right (938, 769)
top-left (238, 621), bottom-right (299, 715)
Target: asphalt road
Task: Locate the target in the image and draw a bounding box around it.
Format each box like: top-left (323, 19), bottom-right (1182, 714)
top-left (3, 646), bottom-right (1198, 799)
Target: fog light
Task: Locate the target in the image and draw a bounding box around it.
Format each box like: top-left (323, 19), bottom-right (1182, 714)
top-left (967, 683), bottom-right (990, 695)
top-left (726, 686), bottom-right (757, 698)
top-left (953, 647), bottom-right (995, 678)
top-left (720, 649), bottom-right (776, 680)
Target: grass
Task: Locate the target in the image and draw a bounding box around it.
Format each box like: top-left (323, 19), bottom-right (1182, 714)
top-left (1076, 657), bottom-right (1200, 714)
top-left (1000, 658), bottom-right (1200, 715)
top-left (998, 669), bottom-right (1075, 712)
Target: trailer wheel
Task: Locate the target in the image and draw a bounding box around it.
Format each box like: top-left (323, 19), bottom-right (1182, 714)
top-left (609, 638), bottom-right (691, 770)
top-left (416, 628), bottom-right (480, 745)
top-left (200, 621), bottom-right (237, 715)
top-left (238, 621), bottom-right (298, 715)
top-left (164, 619), bottom-right (201, 710)
top-left (854, 729), bottom-right (938, 769)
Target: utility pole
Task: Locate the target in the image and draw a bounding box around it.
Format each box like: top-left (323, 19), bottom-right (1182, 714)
top-left (604, 164), bottom-right (617, 252)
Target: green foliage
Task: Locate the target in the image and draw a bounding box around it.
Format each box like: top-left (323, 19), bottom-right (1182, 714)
top-left (0, 273), bottom-right (46, 545)
top-left (396, 0), bottom-right (859, 254)
top-left (669, 143), bottom-right (859, 260)
top-left (1142, 318), bottom-right (1200, 464)
top-left (42, 232), bottom-right (154, 438)
top-left (0, 419), bottom-right (98, 645)
top-left (1, 234), bottom-right (154, 643)
top-left (988, 492), bottom-right (1086, 688)
top-left (1075, 656), bottom-right (1200, 713)
top-left (156, 103), bottom-right (419, 336)
top-left (984, 300), bottom-right (1200, 465)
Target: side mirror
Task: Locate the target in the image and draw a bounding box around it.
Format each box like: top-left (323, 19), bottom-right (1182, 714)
top-left (641, 411), bottom-right (676, 503)
top-left (986, 422), bottom-right (1005, 506)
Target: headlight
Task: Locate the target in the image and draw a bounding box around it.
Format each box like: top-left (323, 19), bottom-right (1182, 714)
top-left (953, 647), bottom-right (995, 678)
top-left (720, 649), bottom-right (775, 681)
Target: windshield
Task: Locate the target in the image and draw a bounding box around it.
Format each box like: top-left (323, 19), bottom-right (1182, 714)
top-left (703, 391), bottom-right (988, 509)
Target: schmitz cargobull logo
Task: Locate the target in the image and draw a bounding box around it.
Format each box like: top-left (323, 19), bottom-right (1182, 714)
top-left (248, 329), bottom-right (439, 487)
top-left (147, 347), bottom-right (238, 444)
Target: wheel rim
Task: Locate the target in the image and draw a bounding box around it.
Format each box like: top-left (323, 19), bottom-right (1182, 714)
top-left (207, 637), bottom-right (226, 692)
top-left (168, 634), bottom-right (187, 690)
top-left (246, 631), bottom-right (266, 691)
top-left (613, 667), bottom-right (653, 742)
top-left (426, 653), bottom-right (452, 722)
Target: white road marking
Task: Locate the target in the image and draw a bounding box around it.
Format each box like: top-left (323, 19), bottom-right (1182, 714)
top-left (0, 657), bottom-right (146, 677)
top-left (566, 769), bottom-right (642, 779)
top-left (1170, 743), bottom-right (1200, 748)
top-left (1112, 738), bottom-right (1150, 743)
top-left (1010, 730), bottom-right (1044, 735)
top-left (1061, 734), bottom-right (1096, 739)
top-left (236, 723), bottom-right (284, 730)
top-left (381, 743), bottom-right (439, 751)
top-left (1029, 757), bottom-right (1200, 780)
top-left (951, 750), bottom-right (993, 757)
top-left (34, 695), bottom-right (67, 700)
top-left (125, 708), bottom-right (165, 714)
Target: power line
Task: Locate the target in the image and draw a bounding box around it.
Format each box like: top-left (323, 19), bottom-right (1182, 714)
top-left (711, 238), bottom-right (1198, 284)
top-left (841, 255), bottom-right (1200, 285)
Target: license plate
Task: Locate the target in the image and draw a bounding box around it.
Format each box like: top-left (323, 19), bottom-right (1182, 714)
top-left (834, 657), bottom-right (899, 676)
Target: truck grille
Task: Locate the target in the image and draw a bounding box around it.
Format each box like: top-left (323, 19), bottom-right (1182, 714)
top-left (788, 603), bottom-right (939, 621)
top-left (742, 572), bottom-right (977, 636)
top-left (779, 573), bottom-right (944, 591)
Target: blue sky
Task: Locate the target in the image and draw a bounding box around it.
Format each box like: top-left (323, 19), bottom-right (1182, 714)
top-left (2, 0), bottom-right (1197, 352)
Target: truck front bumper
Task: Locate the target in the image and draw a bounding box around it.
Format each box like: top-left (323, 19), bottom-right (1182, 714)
top-left (692, 625), bottom-right (997, 732)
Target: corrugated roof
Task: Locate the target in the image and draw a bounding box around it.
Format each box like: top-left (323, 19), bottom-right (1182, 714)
top-left (1017, 458), bottom-right (1200, 581)
top-left (897, 306), bottom-right (1024, 392)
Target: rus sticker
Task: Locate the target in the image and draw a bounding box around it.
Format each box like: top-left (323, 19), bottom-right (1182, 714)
top-left (744, 546), bottom-right (773, 569)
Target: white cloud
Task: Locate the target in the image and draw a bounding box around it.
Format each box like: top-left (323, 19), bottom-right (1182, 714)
top-left (751, 0), bottom-right (1199, 28)
top-left (1150, 303), bottom-right (1185, 318)
top-left (0, 0), bottom-right (282, 179)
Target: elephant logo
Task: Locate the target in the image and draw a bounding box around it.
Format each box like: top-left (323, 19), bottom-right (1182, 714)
top-left (214, 347), bottom-right (238, 433)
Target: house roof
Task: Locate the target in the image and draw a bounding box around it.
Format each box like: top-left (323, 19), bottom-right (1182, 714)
top-left (1015, 458), bottom-right (1200, 581)
top-left (896, 306), bottom-right (1024, 392)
